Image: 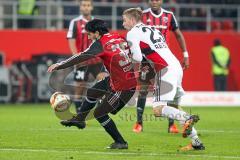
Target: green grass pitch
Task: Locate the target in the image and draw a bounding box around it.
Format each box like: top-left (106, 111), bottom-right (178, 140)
top-left (0, 104), bottom-right (240, 160)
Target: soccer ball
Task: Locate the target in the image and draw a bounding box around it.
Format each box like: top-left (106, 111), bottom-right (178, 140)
top-left (50, 92), bottom-right (71, 112)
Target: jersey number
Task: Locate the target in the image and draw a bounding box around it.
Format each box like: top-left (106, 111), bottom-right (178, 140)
top-left (142, 26), bottom-right (165, 44)
top-left (111, 41), bottom-right (132, 72)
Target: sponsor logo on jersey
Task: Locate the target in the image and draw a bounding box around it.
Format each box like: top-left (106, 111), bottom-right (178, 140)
top-left (163, 17), bottom-right (168, 23)
top-left (147, 18), bottom-right (151, 23)
top-left (154, 25), bottom-right (167, 29)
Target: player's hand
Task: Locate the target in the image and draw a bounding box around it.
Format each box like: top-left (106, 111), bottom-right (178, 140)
top-left (47, 63), bottom-right (60, 73)
top-left (182, 57), bottom-right (189, 70)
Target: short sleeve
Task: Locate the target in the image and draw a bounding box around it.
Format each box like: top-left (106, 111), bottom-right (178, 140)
top-left (170, 13), bottom-right (179, 31)
top-left (127, 30), bottom-right (143, 62)
top-left (67, 20), bottom-right (77, 39)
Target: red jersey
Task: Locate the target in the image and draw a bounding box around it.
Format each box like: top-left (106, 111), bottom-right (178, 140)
top-left (98, 33), bottom-right (137, 91)
top-left (142, 8), bottom-right (178, 46)
top-left (58, 33), bottom-right (137, 91)
top-left (67, 15), bottom-right (93, 52)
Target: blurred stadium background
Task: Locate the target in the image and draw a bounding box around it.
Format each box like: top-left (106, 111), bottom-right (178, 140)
top-left (0, 1), bottom-right (240, 159)
top-left (0, 0), bottom-right (240, 104)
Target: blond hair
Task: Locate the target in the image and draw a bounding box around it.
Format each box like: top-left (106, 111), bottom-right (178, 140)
top-left (123, 8), bottom-right (143, 22)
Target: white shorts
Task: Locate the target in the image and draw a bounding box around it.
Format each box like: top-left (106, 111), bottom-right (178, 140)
top-left (153, 65), bottom-right (185, 108)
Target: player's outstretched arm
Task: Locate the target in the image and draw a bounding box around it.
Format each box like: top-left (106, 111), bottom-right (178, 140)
top-left (47, 53), bottom-right (86, 72)
top-left (47, 63), bottom-right (60, 73)
top-left (47, 41), bottom-right (103, 72)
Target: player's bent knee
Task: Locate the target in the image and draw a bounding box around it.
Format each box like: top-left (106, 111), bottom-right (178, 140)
top-left (139, 90), bottom-right (148, 97)
top-left (153, 106), bottom-right (163, 117)
top-left (110, 101), bottom-right (125, 115)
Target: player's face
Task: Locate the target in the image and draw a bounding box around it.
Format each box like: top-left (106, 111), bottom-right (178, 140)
top-left (149, 0), bottom-right (162, 11)
top-left (87, 32), bottom-right (96, 40)
top-left (80, 1), bottom-right (93, 17)
top-left (122, 15), bottom-right (134, 30)
top-left (87, 31), bottom-right (100, 40)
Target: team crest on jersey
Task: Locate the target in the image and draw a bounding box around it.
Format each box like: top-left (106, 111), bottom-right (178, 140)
top-left (163, 17), bottom-right (168, 23)
top-left (81, 24), bottom-right (86, 33)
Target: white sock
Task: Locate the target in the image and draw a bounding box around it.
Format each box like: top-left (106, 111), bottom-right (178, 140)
top-left (189, 127), bottom-right (202, 146)
top-left (162, 106), bottom-right (203, 146)
top-left (162, 106), bottom-right (190, 122)
top-left (189, 127), bottom-right (197, 138)
top-left (191, 136), bottom-right (202, 146)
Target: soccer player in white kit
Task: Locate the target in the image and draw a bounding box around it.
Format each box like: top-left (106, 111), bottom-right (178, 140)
top-left (122, 8), bottom-right (205, 151)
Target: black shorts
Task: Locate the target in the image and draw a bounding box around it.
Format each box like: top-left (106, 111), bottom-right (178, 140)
top-left (139, 61), bottom-right (156, 84)
top-left (74, 63), bottom-right (106, 82)
top-left (86, 77), bottom-right (136, 117)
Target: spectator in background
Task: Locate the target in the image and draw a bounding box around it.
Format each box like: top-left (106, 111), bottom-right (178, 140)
top-left (18, 0), bottom-right (39, 28)
top-left (67, 0), bottom-right (107, 113)
top-left (211, 39), bottom-right (231, 91)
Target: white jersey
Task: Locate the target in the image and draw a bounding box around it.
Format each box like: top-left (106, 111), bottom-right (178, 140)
top-left (127, 23), bottom-right (184, 103)
top-left (127, 23), bottom-right (181, 71)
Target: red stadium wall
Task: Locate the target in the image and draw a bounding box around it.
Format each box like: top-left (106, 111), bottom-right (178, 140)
top-left (168, 31), bottom-right (240, 91)
top-left (0, 30), bottom-right (239, 91)
top-left (0, 30), bottom-right (70, 63)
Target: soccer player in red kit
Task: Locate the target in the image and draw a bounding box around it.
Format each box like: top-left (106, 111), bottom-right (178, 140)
top-left (133, 0), bottom-right (189, 133)
top-left (48, 19), bottom-right (137, 149)
top-left (67, 0), bottom-right (107, 113)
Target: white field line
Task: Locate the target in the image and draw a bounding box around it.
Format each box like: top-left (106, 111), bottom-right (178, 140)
top-left (9, 128), bottom-right (240, 134)
top-left (0, 148), bottom-right (240, 159)
top-left (86, 151), bottom-right (240, 159)
top-left (198, 130), bottom-right (240, 133)
top-left (1, 128), bottom-right (240, 134)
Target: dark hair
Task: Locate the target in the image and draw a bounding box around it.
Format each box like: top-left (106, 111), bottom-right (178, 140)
top-left (85, 19), bottom-right (109, 35)
top-left (214, 39), bottom-right (221, 46)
